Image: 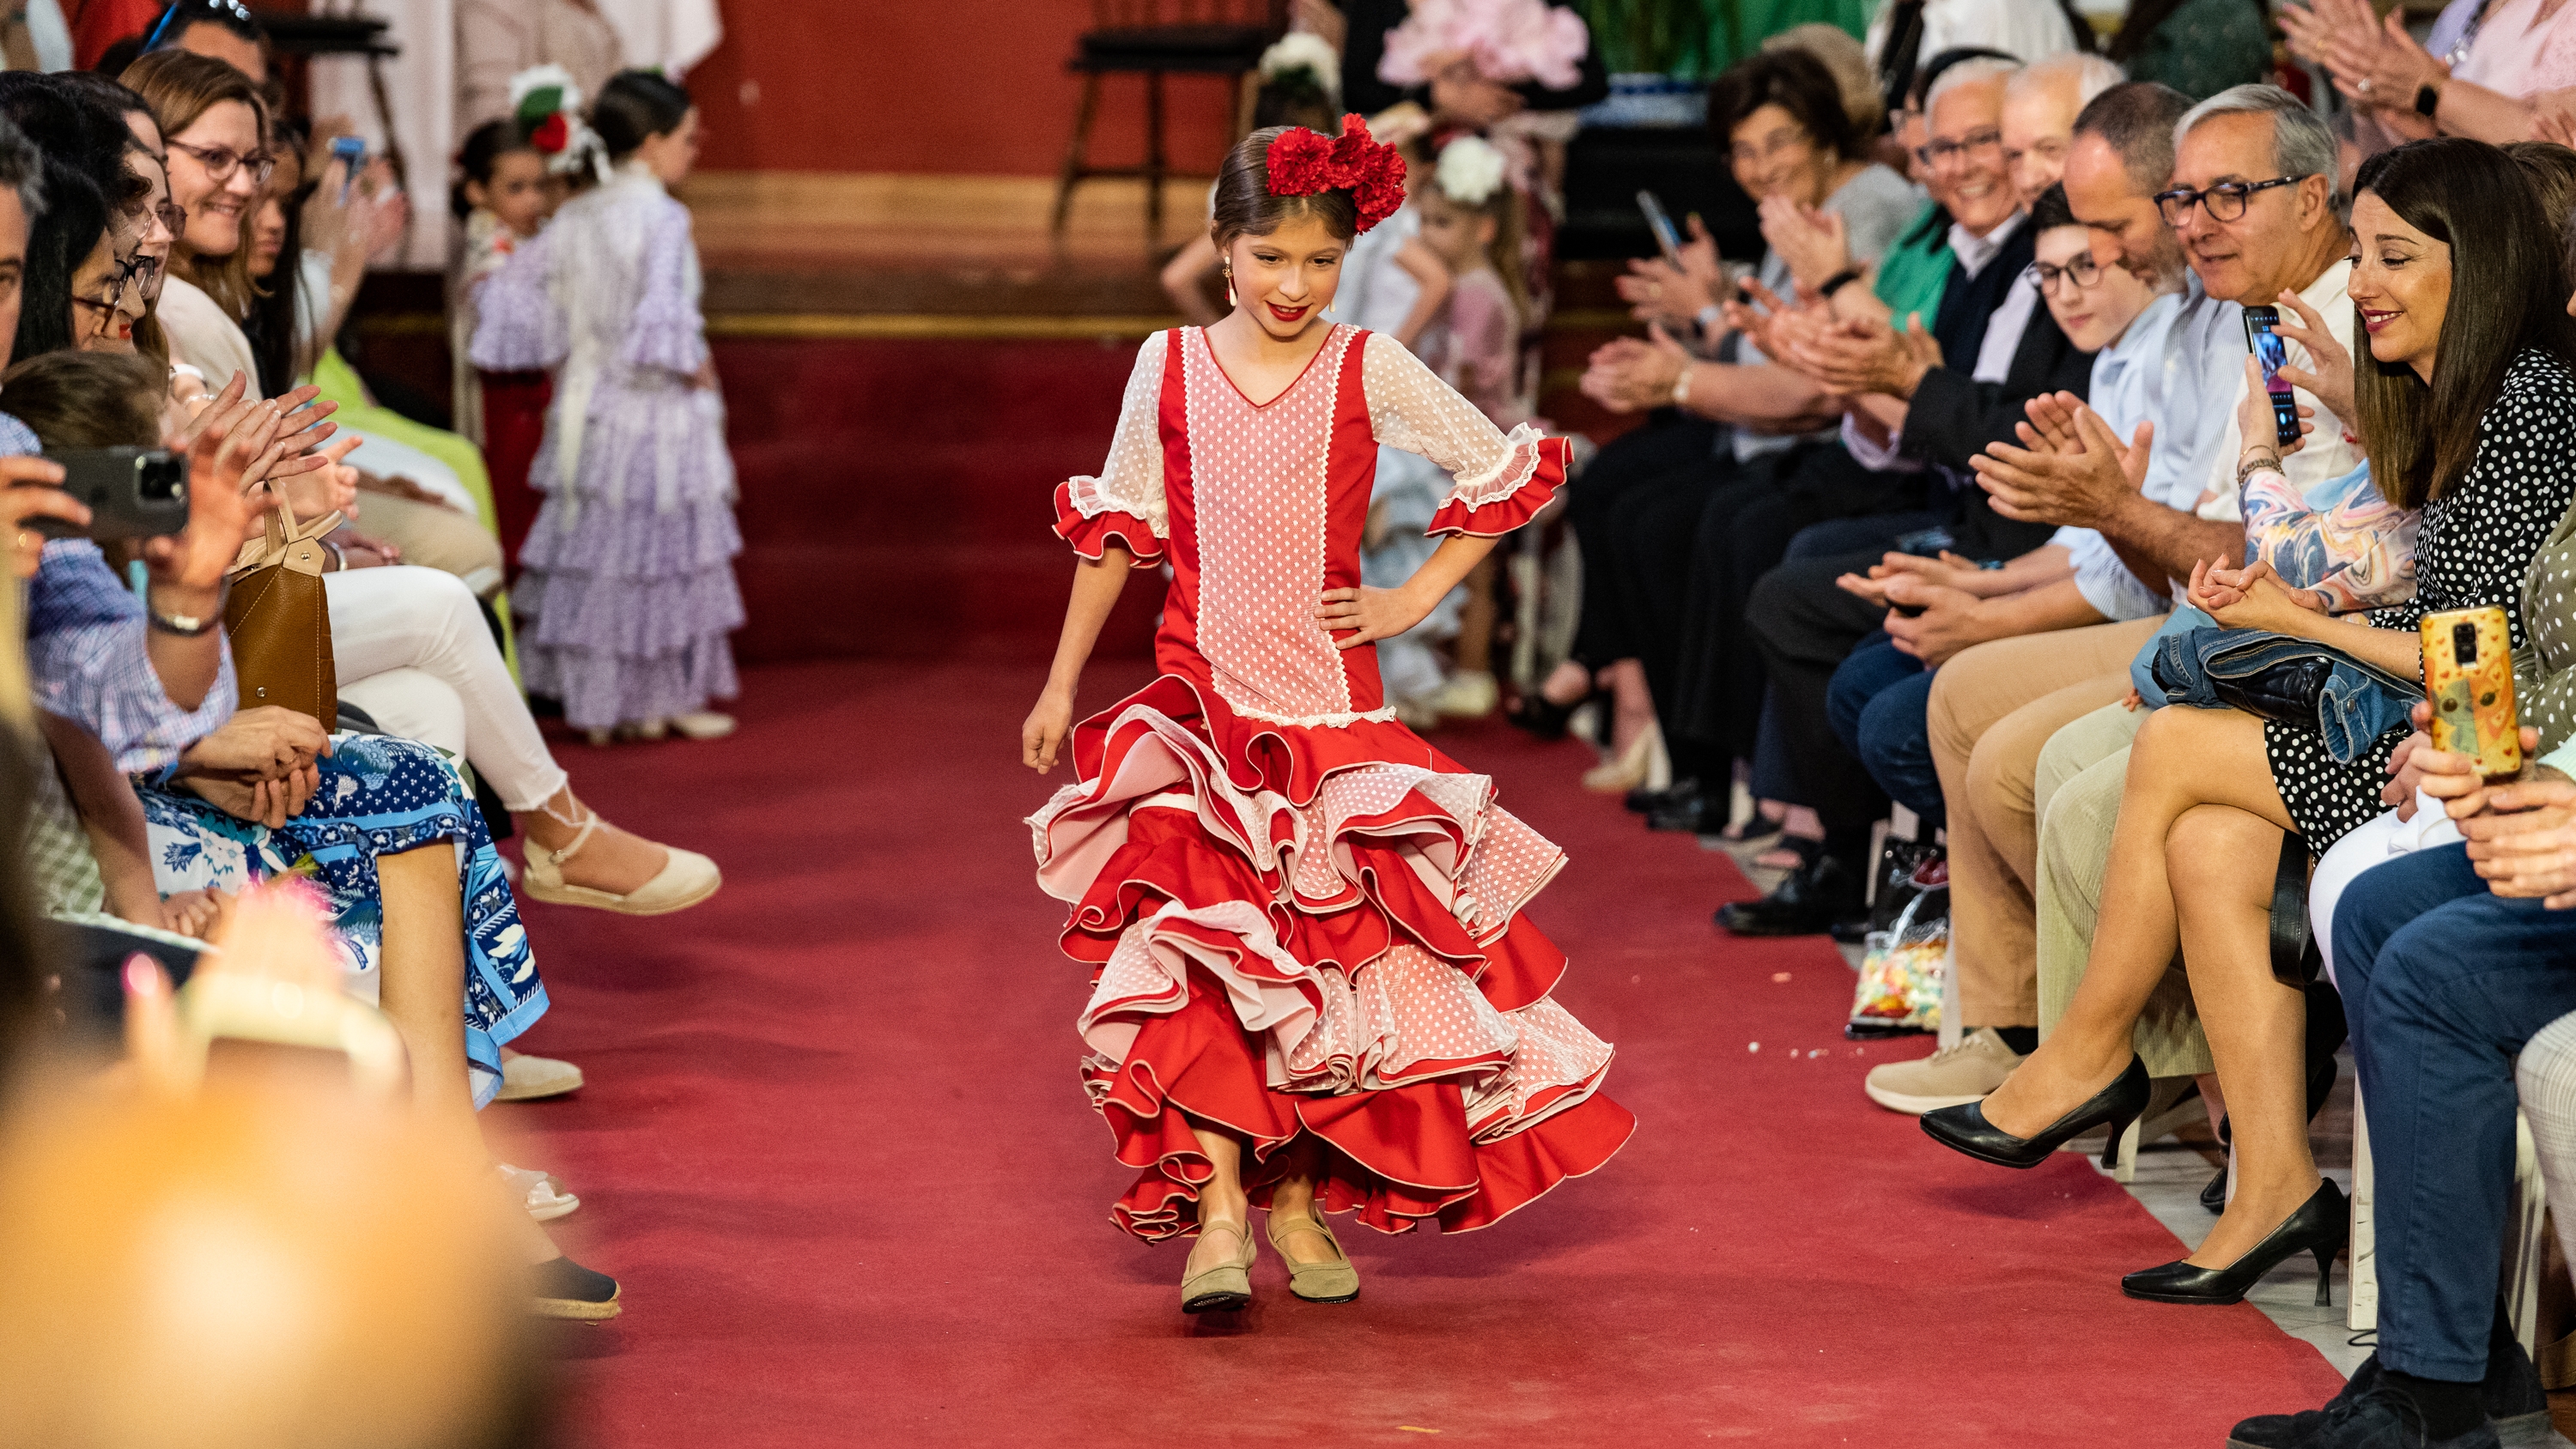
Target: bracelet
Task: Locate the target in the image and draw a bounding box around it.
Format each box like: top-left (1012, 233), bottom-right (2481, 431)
top-left (1670, 362), bottom-right (1695, 409)
top-left (1814, 266), bottom-right (1865, 300)
top-left (2235, 449), bottom-right (2284, 487)
top-left (148, 604), bottom-right (217, 636)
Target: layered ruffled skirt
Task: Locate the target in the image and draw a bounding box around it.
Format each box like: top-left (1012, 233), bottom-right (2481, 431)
top-left (1030, 674), bottom-right (1633, 1239)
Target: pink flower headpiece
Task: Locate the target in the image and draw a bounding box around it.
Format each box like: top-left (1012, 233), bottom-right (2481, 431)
top-left (1265, 114), bottom-right (1408, 234)
top-left (1379, 0), bottom-right (1591, 91)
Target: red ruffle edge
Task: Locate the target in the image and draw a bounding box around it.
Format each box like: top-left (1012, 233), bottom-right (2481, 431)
top-left (1052, 479), bottom-right (1164, 564)
top-left (1032, 672), bottom-right (1630, 1241)
top-left (1426, 434), bottom-right (1571, 538)
top-left (1089, 986), bottom-right (1636, 1240)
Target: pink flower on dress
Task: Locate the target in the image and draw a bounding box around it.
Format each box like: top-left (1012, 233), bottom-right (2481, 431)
top-left (1377, 0), bottom-right (1591, 91)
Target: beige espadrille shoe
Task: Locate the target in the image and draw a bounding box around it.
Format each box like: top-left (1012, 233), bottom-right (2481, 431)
top-left (1266, 1211), bottom-right (1360, 1303)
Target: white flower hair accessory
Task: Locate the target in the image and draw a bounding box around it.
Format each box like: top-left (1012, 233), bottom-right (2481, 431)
top-left (1259, 32), bottom-right (1340, 102)
top-left (1435, 134), bottom-right (1510, 206)
top-left (506, 64), bottom-right (608, 182)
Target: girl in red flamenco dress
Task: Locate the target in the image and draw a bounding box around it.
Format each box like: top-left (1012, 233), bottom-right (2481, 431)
top-left (1020, 115), bottom-right (1634, 1317)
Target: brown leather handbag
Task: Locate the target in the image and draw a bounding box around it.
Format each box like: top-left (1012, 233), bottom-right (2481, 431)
top-left (222, 496), bottom-right (343, 730)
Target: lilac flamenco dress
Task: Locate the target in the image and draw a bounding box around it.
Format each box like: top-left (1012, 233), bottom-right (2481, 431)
top-left (470, 161), bottom-right (743, 730)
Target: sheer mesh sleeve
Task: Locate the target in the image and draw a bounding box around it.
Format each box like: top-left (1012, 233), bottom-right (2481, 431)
top-left (622, 197), bottom-right (709, 375)
top-left (1363, 331), bottom-right (1566, 537)
top-left (1054, 333), bottom-right (1170, 564)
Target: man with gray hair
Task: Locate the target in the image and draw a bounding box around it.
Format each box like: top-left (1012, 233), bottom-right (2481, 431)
top-left (1861, 85), bottom-right (2376, 1116)
top-left (2001, 52), bottom-right (2124, 209)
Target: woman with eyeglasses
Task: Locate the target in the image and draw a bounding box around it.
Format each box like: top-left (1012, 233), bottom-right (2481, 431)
top-left (117, 48), bottom-right (264, 398)
top-left (1923, 138), bottom-right (2576, 1305)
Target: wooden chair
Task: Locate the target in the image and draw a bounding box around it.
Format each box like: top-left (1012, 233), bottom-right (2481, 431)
top-left (1051, 0), bottom-right (1286, 242)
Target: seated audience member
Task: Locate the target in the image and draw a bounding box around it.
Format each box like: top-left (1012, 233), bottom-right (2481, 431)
top-left (1554, 46), bottom-right (1918, 788)
top-left (1815, 179), bottom-right (2175, 879)
top-left (17, 351), bottom-right (621, 1318)
top-left (1926, 140), bottom-right (2576, 1311)
top-left (2282, 0), bottom-right (2576, 150)
top-left (1867, 82), bottom-right (2372, 1108)
top-left (1700, 56), bottom-right (2101, 924)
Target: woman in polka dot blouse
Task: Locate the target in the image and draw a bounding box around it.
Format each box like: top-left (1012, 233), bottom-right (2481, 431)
top-left (1018, 118), bottom-right (1633, 1316)
top-left (1924, 139), bottom-right (2576, 1301)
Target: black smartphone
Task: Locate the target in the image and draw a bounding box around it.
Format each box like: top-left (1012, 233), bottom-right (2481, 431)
top-left (1637, 189), bottom-right (1685, 266)
top-left (27, 446), bottom-right (189, 540)
top-left (2242, 305), bottom-right (2301, 448)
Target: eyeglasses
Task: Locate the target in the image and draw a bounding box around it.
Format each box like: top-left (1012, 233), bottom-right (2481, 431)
top-left (2022, 253), bottom-right (2105, 297)
top-left (1915, 127), bottom-right (2003, 167)
top-left (1728, 127), bottom-right (1814, 167)
top-left (2154, 174), bottom-right (2310, 226)
top-left (167, 138), bottom-right (276, 188)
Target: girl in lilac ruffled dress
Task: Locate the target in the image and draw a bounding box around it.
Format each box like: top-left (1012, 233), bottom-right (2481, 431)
top-left (471, 70), bottom-right (743, 743)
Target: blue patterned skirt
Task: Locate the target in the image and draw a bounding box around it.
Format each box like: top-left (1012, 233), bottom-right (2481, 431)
top-left (141, 732), bottom-right (546, 1106)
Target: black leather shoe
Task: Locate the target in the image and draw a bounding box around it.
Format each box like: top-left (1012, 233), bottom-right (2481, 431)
top-left (1715, 852), bottom-right (1863, 936)
top-left (2122, 1178), bottom-right (2347, 1307)
top-left (1649, 794), bottom-right (1734, 834)
top-left (2230, 1317), bottom-right (2558, 1449)
top-left (1625, 777), bottom-right (1700, 815)
top-left (1919, 1054), bottom-right (2150, 1169)
top-left (2202, 1165), bottom-right (2228, 1216)
top-left (2227, 1376), bottom-right (2500, 1449)
top-left (1507, 689), bottom-right (1585, 739)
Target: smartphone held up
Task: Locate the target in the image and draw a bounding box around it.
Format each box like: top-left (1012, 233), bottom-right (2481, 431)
top-left (23, 446), bottom-right (188, 541)
top-left (2421, 605), bottom-right (2521, 779)
top-left (2243, 306), bottom-right (2302, 449)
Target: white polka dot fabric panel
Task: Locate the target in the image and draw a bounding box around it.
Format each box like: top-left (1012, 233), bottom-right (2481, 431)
top-left (1060, 331), bottom-right (1170, 541)
top-left (1182, 324), bottom-right (1362, 724)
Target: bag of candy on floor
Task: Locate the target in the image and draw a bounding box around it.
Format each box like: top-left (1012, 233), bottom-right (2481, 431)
top-left (1847, 854), bottom-right (1948, 1040)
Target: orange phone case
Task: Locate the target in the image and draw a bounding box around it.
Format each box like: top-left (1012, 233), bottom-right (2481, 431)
top-left (2421, 605), bottom-right (2520, 779)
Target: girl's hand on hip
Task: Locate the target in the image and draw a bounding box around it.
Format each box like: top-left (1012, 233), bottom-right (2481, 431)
top-left (1318, 584), bottom-right (1432, 649)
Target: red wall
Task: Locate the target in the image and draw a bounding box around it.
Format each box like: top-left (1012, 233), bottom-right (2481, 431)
top-left (688, 1), bottom-right (1243, 176)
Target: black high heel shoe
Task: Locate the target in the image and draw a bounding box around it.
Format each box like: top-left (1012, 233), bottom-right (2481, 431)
top-left (1507, 686), bottom-right (1594, 740)
top-left (2122, 1178), bottom-right (2347, 1307)
top-left (1919, 1055), bottom-right (2151, 1169)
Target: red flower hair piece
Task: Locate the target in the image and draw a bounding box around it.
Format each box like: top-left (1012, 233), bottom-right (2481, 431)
top-left (1264, 113), bottom-right (1409, 233)
top-left (530, 112), bottom-right (571, 155)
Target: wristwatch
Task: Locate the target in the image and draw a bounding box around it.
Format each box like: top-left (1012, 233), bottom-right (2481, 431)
top-left (1670, 362), bottom-right (1696, 409)
top-left (2415, 80), bottom-right (2443, 116)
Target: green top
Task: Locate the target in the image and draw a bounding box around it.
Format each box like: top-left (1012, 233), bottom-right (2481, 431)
top-left (2118, 0), bottom-right (2273, 100)
top-left (1870, 198), bottom-right (1954, 327)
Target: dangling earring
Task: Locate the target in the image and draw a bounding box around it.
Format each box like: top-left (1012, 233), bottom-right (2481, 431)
top-left (1223, 265), bottom-right (1236, 307)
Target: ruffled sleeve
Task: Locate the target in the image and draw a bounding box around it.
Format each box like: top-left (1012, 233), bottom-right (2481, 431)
top-left (621, 196), bottom-right (710, 375)
top-left (467, 221), bottom-right (567, 372)
top-left (1363, 330), bottom-right (1566, 537)
top-left (1054, 332), bottom-right (1170, 565)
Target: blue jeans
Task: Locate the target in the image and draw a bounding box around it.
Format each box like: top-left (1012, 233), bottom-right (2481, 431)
top-left (1826, 636), bottom-right (1941, 828)
top-left (2337, 844), bottom-right (2576, 1380)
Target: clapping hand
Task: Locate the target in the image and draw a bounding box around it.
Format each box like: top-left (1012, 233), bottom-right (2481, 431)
top-left (1973, 401), bottom-right (2153, 527)
top-left (1757, 195), bottom-right (1849, 295)
top-left (1580, 324), bottom-right (1691, 413)
top-left (1614, 212), bottom-right (1722, 324)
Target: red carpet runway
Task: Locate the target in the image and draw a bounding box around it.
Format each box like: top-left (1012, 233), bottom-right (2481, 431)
top-left (495, 660), bottom-right (2345, 1447)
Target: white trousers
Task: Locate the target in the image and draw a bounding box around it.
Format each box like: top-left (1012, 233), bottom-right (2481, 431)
top-left (326, 566), bottom-right (568, 812)
top-left (2309, 793), bottom-right (2464, 990)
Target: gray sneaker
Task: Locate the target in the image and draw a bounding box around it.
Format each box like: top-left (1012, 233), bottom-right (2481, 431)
top-left (1862, 1028), bottom-right (2024, 1114)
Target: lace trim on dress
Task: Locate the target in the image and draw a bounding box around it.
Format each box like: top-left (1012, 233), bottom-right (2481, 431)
top-left (1447, 421), bottom-right (1549, 508)
top-left (1226, 700), bottom-right (1400, 728)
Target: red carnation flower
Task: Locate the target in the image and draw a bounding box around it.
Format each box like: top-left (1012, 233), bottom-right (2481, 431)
top-left (1265, 126), bottom-right (1334, 196)
top-left (531, 113), bottom-right (570, 155)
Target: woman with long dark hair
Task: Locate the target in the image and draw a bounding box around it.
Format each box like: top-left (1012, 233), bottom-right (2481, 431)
top-left (1922, 137), bottom-right (2576, 1300)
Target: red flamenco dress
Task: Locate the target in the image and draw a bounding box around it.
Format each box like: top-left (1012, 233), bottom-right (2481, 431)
top-left (1030, 322), bottom-right (1635, 1240)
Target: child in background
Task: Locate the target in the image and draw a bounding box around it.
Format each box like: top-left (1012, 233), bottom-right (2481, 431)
top-left (448, 117), bottom-right (550, 446)
top-left (471, 69), bottom-right (744, 745)
top-left (1364, 134), bottom-right (1529, 724)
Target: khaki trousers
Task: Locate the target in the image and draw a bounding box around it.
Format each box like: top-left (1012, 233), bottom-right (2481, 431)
top-left (356, 491), bottom-right (506, 598)
top-left (1927, 616), bottom-right (2168, 1027)
top-left (2033, 701), bottom-right (2214, 1077)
